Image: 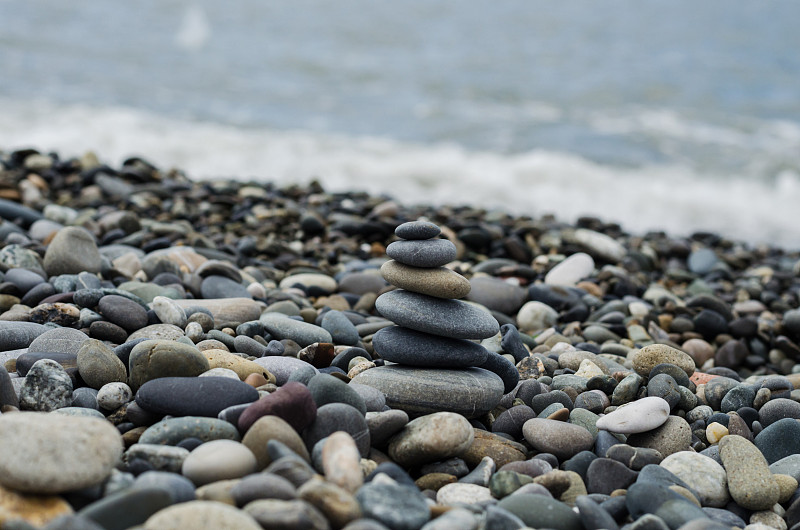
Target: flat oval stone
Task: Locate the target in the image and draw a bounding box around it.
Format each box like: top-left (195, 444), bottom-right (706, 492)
top-left (14, 351), bottom-right (78, 376)
top-left (28, 326), bottom-right (89, 355)
top-left (386, 239), bottom-right (457, 268)
top-left (497, 494), bottom-right (582, 530)
top-left (98, 294), bottom-right (149, 333)
top-left (139, 416), bottom-right (241, 445)
top-left (144, 500), bottom-right (261, 530)
top-left (43, 226), bottom-right (102, 276)
top-left (0, 321), bottom-right (49, 351)
top-left (128, 323), bottom-right (186, 342)
top-left (321, 432), bottom-right (363, 494)
top-left (135, 376), bottom-right (259, 417)
top-left (351, 365), bottom-right (504, 419)
top-left (522, 418), bottom-right (595, 461)
top-left (181, 439), bottom-right (258, 486)
top-left (203, 349), bottom-right (267, 380)
top-left (261, 313), bottom-right (333, 347)
top-left (719, 434), bottom-right (779, 510)
top-left (754, 417), bottom-right (800, 465)
top-left (466, 276), bottom-right (528, 315)
top-left (128, 340), bottom-right (210, 391)
top-left (395, 220), bottom-right (441, 240)
top-left (388, 412), bottom-right (474, 467)
top-left (596, 396), bottom-right (671, 434)
top-left (372, 326), bottom-right (489, 368)
top-left (380, 260), bottom-right (470, 299)
top-left (200, 275), bottom-right (252, 299)
top-left (375, 289), bottom-right (499, 340)
top-left (436, 483), bottom-right (494, 505)
top-left (253, 357), bottom-right (319, 386)
top-left (150, 296), bottom-right (188, 328)
top-left (307, 373), bottom-right (366, 415)
top-left (660, 452), bottom-right (729, 507)
top-left (545, 253), bottom-right (595, 286)
top-left (239, 381), bottom-right (317, 434)
top-left (0, 412), bottom-right (123, 493)
top-left (632, 344), bottom-right (696, 377)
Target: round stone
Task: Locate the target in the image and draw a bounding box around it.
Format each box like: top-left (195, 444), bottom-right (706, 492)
top-left (351, 365), bottom-right (504, 419)
top-left (719, 434), bottom-right (779, 510)
top-left (128, 340), bottom-right (210, 391)
top-left (596, 396), bottom-right (671, 434)
top-left (375, 289), bottom-right (499, 340)
top-left (544, 253), bottom-right (595, 286)
top-left (202, 349), bottom-right (268, 381)
top-left (43, 226), bottom-right (102, 276)
top-left (19, 358), bottom-right (73, 412)
top-left (320, 310), bottom-right (360, 346)
top-left (143, 500), bottom-right (261, 530)
top-left (516, 301), bottom-right (559, 332)
top-left (632, 344), bottom-right (696, 377)
top-left (436, 483), bottom-right (493, 505)
top-left (387, 412), bottom-right (474, 467)
top-left (242, 415), bottom-right (311, 469)
top-left (181, 440), bottom-right (258, 486)
top-left (135, 376), bottom-right (259, 417)
top-left (128, 323), bottom-right (186, 342)
top-left (372, 326), bottom-right (489, 368)
top-left (96, 382), bottom-right (133, 410)
top-left (386, 239), bottom-right (457, 268)
top-left (660, 452), bottom-right (729, 507)
top-left (521, 419), bottom-right (594, 461)
top-left (380, 260), bottom-right (470, 299)
top-left (0, 412), bottom-right (123, 494)
top-left (77, 338), bottom-right (128, 389)
top-left (466, 276), bottom-right (528, 315)
top-left (98, 294), bottom-right (148, 333)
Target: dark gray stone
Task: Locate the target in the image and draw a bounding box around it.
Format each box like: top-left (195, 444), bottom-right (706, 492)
top-left (132, 471), bottom-right (195, 503)
top-left (372, 326), bottom-right (488, 368)
top-left (395, 221), bottom-right (441, 240)
top-left (261, 313), bottom-right (332, 347)
top-left (375, 289), bottom-right (499, 340)
top-left (78, 487), bottom-right (173, 530)
top-left (320, 310), bottom-right (360, 346)
top-left (200, 275), bottom-right (252, 299)
top-left (386, 238), bottom-right (456, 268)
top-left (303, 403), bottom-right (370, 457)
top-left (355, 482), bottom-right (430, 530)
top-left (497, 494), bottom-right (582, 530)
top-left (98, 294), bottom-right (148, 333)
top-left (135, 376), bottom-right (259, 417)
top-left (755, 417), bottom-right (800, 464)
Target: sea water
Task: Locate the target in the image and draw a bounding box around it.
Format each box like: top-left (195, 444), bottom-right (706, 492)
top-left (1, 0), bottom-right (799, 247)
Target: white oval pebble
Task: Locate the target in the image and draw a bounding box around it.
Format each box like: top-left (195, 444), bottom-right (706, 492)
top-left (544, 252), bottom-right (595, 286)
top-left (96, 382), bottom-right (133, 410)
top-left (596, 396), bottom-right (671, 434)
top-left (436, 483), bottom-right (493, 505)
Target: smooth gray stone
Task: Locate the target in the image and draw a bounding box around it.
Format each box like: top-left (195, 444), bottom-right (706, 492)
top-left (253, 356), bottom-right (319, 386)
top-left (260, 313), bottom-right (332, 347)
top-left (375, 289), bottom-right (499, 340)
top-left (307, 373), bottom-right (367, 415)
top-left (78, 487), bottom-right (174, 530)
top-left (0, 365), bottom-right (19, 408)
top-left (201, 275), bottom-right (252, 299)
top-left (0, 198), bottom-right (43, 227)
top-left (497, 494), bottom-right (582, 530)
top-left (139, 416), bottom-right (241, 445)
top-left (351, 365), bottom-right (504, 419)
top-left (770, 454), bottom-right (800, 481)
top-left (303, 402), bottom-right (370, 457)
top-left (320, 310), bottom-right (360, 346)
top-left (355, 482), bottom-right (430, 530)
top-left (386, 238), bottom-right (456, 268)
top-left (4, 268), bottom-right (45, 294)
top-left (28, 327), bottom-right (88, 355)
top-left (132, 471), bottom-right (196, 503)
top-left (0, 321), bottom-right (49, 351)
top-left (372, 326), bottom-right (489, 368)
top-left (41, 514), bottom-right (106, 530)
top-left (395, 221), bottom-right (441, 240)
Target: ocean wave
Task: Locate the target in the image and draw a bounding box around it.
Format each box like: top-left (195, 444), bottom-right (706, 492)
top-left (1, 98), bottom-right (798, 248)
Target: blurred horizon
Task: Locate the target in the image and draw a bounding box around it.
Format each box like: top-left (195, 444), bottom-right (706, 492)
top-left (2, 1), bottom-right (799, 246)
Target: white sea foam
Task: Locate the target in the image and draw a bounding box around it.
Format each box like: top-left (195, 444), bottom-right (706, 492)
top-left (1, 99), bottom-right (798, 248)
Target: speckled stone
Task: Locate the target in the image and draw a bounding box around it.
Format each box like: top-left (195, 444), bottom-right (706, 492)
top-left (128, 340), bottom-right (210, 391)
top-left (632, 344), bottom-right (696, 377)
top-left (380, 260), bottom-right (470, 299)
top-left (18, 359), bottom-right (73, 412)
top-left (261, 313), bottom-right (333, 347)
top-left (77, 338), bottom-right (128, 390)
top-left (0, 412), bottom-right (123, 493)
top-left (375, 289), bottom-right (499, 340)
top-left (660, 452), bottom-right (729, 507)
top-left (139, 416), bottom-right (241, 445)
top-left (355, 482), bottom-right (431, 530)
top-left (351, 365), bottom-right (504, 419)
top-left (719, 434), bottom-right (779, 510)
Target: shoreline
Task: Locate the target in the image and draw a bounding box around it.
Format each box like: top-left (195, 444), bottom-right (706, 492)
top-left (0, 147), bottom-right (800, 528)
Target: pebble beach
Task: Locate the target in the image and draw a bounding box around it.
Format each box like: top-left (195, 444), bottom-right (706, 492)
top-left (1, 148), bottom-right (800, 530)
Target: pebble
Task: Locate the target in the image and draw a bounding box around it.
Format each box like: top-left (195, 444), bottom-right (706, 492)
top-left (632, 344), bottom-right (696, 377)
top-left (243, 498), bottom-right (329, 530)
top-left (128, 340), bottom-right (210, 390)
top-left (375, 289), bottom-right (499, 340)
top-left (372, 325), bottom-right (489, 368)
top-left (0, 412), bottom-right (123, 493)
top-left (355, 482), bottom-right (430, 530)
top-left (135, 376), bottom-right (259, 417)
top-left (466, 276), bottom-right (528, 315)
top-left (626, 416), bottom-right (692, 457)
top-left (381, 260), bottom-right (471, 299)
top-left (497, 493), bottom-right (583, 530)
top-left (659, 452), bottom-right (729, 507)
top-left (181, 439), bottom-right (258, 486)
top-left (261, 312), bottom-right (333, 347)
top-left (76, 338), bottom-right (128, 389)
top-left (522, 418), bottom-right (595, 461)
top-left (18, 358), bottom-right (73, 412)
top-left (596, 396), bottom-right (671, 434)
top-left (388, 412), bottom-right (474, 467)
top-left (719, 434), bottom-right (779, 510)
top-left (545, 252), bottom-right (595, 286)
top-left (516, 300), bottom-right (559, 332)
top-left (242, 416), bottom-right (311, 469)
top-left (42, 226), bottom-right (102, 276)
top-left (238, 380), bottom-right (317, 433)
top-left (143, 500), bottom-right (262, 530)
top-left (96, 381), bottom-right (133, 410)
top-left (322, 431), bottom-right (363, 493)
top-left (351, 364), bottom-right (504, 418)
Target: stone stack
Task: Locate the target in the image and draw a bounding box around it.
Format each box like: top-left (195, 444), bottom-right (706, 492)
top-left (352, 220), bottom-right (506, 418)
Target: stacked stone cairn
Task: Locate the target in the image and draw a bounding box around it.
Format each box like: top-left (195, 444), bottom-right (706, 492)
top-left (353, 220), bottom-right (517, 418)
